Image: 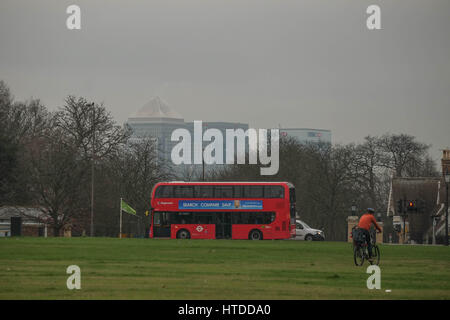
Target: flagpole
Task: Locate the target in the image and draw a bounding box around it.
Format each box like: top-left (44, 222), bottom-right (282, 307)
top-left (119, 198), bottom-right (122, 239)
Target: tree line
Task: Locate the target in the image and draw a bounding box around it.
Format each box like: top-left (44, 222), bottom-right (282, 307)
top-left (0, 81), bottom-right (171, 236)
top-left (0, 80), bottom-right (439, 239)
top-left (210, 135), bottom-right (438, 240)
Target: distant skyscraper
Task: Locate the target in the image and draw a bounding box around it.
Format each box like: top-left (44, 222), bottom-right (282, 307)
top-left (126, 97), bottom-right (248, 168)
top-left (126, 97), bottom-right (189, 159)
top-left (279, 128), bottom-right (331, 145)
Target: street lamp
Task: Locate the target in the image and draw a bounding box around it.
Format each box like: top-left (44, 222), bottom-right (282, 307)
top-left (89, 102), bottom-right (95, 237)
top-left (444, 169), bottom-right (449, 246)
top-left (202, 146), bottom-right (205, 181)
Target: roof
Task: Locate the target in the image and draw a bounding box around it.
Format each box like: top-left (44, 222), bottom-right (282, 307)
top-left (0, 206), bottom-right (47, 222)
top-left (387, 176), bottom-right (446, 216)
top-left (128, 97), bottom-right (184, 123)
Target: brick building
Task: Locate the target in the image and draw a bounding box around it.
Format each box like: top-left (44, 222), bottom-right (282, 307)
top-left (0, 206), bottom-right (72, 237)
top-left (386, 149), bottom-right (450, 244)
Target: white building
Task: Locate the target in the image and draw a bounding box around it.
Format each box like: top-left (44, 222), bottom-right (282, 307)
top-left (279, 128), bottom-right (332, 144)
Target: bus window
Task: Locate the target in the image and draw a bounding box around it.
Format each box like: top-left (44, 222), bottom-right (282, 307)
top-left (215, 185), bottom-right (233, 198)
top-left (194, 185), bottom-right (214, 198)
top-left (264, 186), bottom-right (284, 198)
top-left (155, 185), bottom-right (174, 198)
top-left (167, 212), bottom-right (184, 224)
top-left (178, 212), bottom-right (193, 224)
top-left (238, 212), bottom-right (249, 224)
top-left (244, 185), bottom-right (263, 198)
top-left (196, 212), bottom-right (214, 224)
top-left (252, 212), bottom-right (263, 224)
top-left (231, 212), bottom-right (241, 224)
top-left (174, 186), bottom-right (194, 198)
top-left (154, 212), bottom-right (168, 225)
top-left (233, 186), bottom-right (243, 198)
top-left (154, 212), bottom-right (161, 225)
top-left (231, 212), bottom-right (274, 224)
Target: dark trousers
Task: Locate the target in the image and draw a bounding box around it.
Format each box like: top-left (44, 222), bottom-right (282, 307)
top-left (361, 229), bottom-right (373, 257)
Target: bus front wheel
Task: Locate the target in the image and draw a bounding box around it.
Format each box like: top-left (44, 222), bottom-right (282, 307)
top-left (177, 229), bottom-right (190, 239)
top-left (249, 229), bottom-right (263, 240)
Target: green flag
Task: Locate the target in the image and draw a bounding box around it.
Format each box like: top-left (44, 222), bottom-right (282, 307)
top-left (121, 199), bottom-right (136, 215)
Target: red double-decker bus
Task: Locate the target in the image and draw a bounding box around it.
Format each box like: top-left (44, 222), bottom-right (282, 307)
top-left (149, 181), bottom-right (296, 240)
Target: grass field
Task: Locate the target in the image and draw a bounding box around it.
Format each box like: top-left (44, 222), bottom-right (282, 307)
top-left (0, 237), bottom-right (449, 299)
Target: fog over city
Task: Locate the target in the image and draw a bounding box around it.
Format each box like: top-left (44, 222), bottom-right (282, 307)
top-left (1, 0), bottom-right (449, 161)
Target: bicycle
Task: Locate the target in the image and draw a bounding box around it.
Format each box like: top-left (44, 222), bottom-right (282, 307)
top-left (352, 228), bottom-right (380, 266)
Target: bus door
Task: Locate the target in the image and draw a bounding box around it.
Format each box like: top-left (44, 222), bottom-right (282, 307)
top-left (215, 212), bottom-right (232, 239)
top-left (153, 212), bottom-right (171, 237)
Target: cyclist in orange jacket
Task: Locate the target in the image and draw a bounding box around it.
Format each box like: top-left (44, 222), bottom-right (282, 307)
top-left (357, 208), bottom-right (382, 259)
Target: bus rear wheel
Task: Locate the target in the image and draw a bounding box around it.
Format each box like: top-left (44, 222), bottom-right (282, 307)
top-left (177, 229), bottom-right (190, 239)
top-left (249, 229), bottom-right (263, 240)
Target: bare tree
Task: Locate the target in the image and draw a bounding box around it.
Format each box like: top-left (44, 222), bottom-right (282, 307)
top-left (352, 136), bottom-right (390, 211)
top-left (55, 96), bottom-right (131, 161)
top-left (94, 137), bottom-right (173, 236)
top-left (53, 96), bottom-right (131, 234)
top-left (24, 126), bottom-right (89, 236)
top-left (0, 81), bottom-right (50, 204)
top-left (0, 81), bottom-right (19, 204)
top-left (116, 137), bottom-right (172, 208)
top-left (378, 133), bottom-right (429, 177)
top-left (299, 143), bottom-right (359, 240)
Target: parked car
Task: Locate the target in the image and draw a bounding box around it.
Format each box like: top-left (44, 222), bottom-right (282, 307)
top-left (295, 219), bottom-right (325, 241)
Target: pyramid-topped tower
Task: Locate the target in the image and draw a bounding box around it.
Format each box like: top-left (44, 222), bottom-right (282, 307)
top-left (128, 97), bottom-right (184, 123)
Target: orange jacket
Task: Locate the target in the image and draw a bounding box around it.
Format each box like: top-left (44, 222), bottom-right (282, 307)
top-left (358, 213), bottom-right (382, 231)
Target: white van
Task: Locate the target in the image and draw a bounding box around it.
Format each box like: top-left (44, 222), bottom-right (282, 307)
top-left (295, 219), bottom-right (325, 241)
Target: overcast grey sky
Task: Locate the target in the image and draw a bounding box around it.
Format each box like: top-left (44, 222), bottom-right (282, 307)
top-left (1, 0), bottom-right (449, 161)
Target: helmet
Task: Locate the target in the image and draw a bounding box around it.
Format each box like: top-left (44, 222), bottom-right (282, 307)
top-left (367, 208), bottom-right (375, 214)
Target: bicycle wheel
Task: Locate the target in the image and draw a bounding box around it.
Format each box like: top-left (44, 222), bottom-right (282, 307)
top-left (369, 245), bottom-right (380, 265)
top-left (353, 245), bottom-right (365, 266)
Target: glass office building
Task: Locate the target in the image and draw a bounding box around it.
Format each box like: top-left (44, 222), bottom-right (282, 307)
top-left (126, 97), bottom-right (248, 168)
top-left (279, 128), bottom-right (332, 145)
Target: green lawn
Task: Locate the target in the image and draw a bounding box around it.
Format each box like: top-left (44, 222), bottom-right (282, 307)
top-left (0, 237), bottom-right (449, 299)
